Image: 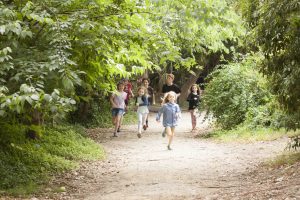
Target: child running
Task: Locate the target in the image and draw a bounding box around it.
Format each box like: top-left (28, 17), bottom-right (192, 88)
top-left (110, 82), bottom-right (127, 137)
top-left (142, 78), bottom-right (154, 128)
top-left (156, 91), bottom-right (181, 150)
top-left (135, 86), bottom-right (149, 138)
top-left (186, 84), bottom-right (201, 132)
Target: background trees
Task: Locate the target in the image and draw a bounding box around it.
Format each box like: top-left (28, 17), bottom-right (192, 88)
top-left (0, 0), bottom-right (244, 127)
top-left (237, 0), bottom-right (300, 129)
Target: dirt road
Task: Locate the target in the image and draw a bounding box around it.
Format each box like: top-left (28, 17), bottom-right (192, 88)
top-left (46, 112), bottom-right (300, 200)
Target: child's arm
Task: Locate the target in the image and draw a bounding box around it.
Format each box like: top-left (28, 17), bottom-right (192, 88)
top-left (138, 95), bottom-right (148, 106)
top-left (156, 106), bottom-right (164, 122)
top-left (175, 104), bottom-right (181, 119)
top-left (110, 94), bottom-right (117, 108)
top-left (186, 93), bottom-right (191, 101)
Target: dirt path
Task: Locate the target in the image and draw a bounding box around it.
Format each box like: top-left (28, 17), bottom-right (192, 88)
top-left (49, 112), bottom-right (299, 200)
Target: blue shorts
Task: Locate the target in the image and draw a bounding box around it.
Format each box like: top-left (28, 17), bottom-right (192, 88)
top-left (112, 108), bottom-right (124, 116)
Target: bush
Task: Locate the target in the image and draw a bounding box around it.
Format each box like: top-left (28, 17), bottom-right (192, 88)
top-left (201, 55), bottom-right (271, 129)
top-left (243, 99), bottom-right (285, 129)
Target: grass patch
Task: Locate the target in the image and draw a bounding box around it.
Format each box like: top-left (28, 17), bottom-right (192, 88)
top-left (266, 152), bottom-right (300, 167)
top-left (0, 123), bottom-right (104, 196)
top-left (200, 126), bottom-right (299, 142)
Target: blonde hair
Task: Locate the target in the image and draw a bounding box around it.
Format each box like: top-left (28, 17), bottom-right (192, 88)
top-left (162, 91), bottom-right (176, 104)
top-left (166, 73), bottom-right (174, 80)
top-left (137, 86), bottom-right (147, 95)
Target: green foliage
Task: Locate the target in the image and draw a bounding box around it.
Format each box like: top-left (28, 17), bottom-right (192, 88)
top-left (70, 99), bottom-right (137, 128)
top-left (256, 0), bottom-right (300, 118)
top-left (0, 0), bottom-right (245, 125)
top-left (0, 123), bottom-right (104, 193)
top-left (243, 99), bottom-right (285, 129)
top-left (238, 0), bottom-right (300, 129)
top-left (202, 55), bottom-right (271, 129)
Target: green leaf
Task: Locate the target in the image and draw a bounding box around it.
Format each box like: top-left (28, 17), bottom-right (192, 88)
top-left (31, 94), bottom-right (39, 101)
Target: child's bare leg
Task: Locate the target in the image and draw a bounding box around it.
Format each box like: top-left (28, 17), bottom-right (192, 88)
top-left (112, 116), bottom-right (116, 126)
top-left (114, 115), bottom-right (121, 134)
top-left (166, 127), bottom-right (175, 149)
top-left (119, 114), bottom-right (123, 129)
top-left (190, 110), bottom-right (196, 130)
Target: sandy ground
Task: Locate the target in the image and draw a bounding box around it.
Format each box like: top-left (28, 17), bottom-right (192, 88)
top-left (38, 111), bottom-right (300, 200)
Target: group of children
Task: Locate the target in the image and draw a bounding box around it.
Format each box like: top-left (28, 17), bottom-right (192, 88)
top-left (110, 74), bottom-right (201, 150)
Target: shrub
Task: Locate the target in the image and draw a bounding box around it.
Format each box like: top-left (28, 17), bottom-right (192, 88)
top-left (201, 55), bottom-right (271, 129)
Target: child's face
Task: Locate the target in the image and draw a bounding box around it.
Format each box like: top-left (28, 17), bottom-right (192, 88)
top-left (166, 76), bottom-right (173, 85)
top-left (192, 85), bottom-right (197, 92)
top-left (138, 89), bottom-right (145, 96)
top-left (118, 84), bottom-right (125, 91)
top-left (143, 80), bottom-right (149, 86)
top-left (167, 94), bottom-right (176, 103)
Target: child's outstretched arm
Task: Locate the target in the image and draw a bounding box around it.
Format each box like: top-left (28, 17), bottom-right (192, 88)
top-left (156, 106), bottom-right (164, 122)
top-left (175, 104), bottom-right (182, 119)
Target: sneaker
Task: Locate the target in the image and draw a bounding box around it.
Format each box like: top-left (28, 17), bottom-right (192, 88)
top-left (143, 125), bottom-right (147, 130)
top-left (137, 133), bottom-right (142, 138)
top-left (162, 129), bottom-right (166, 137)
top-left (113, 133), bottom-right (118, 137)
top-left (167, 145), bottom-right (172, 150)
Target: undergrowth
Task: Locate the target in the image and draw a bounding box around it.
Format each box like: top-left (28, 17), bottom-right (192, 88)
top-left (0, 123), bottom-right (104, 196)
top-left (266, 152), bottom-right (300, 167)
top-left (199, 126), bottom-right (299, 143)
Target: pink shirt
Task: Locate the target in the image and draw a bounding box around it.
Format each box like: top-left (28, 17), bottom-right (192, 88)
top-left (112, 91), bottom-right (127, 109)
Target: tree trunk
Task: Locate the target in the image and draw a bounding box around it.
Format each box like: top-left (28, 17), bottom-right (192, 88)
top-left (178, 74), bottom-right (199, 105)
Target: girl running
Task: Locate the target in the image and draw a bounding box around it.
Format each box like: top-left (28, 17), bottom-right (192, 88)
top-left (110, 82), bottom-right (127, 137)
top-left (187, 84), bottom-right (201, 132)
top-left (135, 86), bottom-right (149, 138)
top-left (156, 91), bottom-right (181, 150)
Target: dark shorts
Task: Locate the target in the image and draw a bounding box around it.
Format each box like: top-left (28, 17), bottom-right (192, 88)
top-left (112, 108), bottom-right (124, 117)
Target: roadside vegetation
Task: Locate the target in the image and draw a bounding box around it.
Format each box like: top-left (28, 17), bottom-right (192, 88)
top-left (0, 124), bottom-right (104, 196)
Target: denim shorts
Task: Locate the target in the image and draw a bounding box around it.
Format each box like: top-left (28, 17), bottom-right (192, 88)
top-left (112, 108), bottom-right (124, 116)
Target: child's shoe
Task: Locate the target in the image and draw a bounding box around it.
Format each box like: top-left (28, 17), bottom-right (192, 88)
top-left (117, 126), bottom-right (121, 132)
top-left (167, 145), bottom-right (172, 150)
top-left (113, 132), bottom-right (118, 137)
top-left (137, 133), bottom-right (142, 138)
top-left (143, 125), bottom-right (147, 130)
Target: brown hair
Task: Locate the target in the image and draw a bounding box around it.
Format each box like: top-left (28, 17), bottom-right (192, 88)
top-left (142, 78), bottom-right (150, 83)
top-left (117, 81), bottom-right (124, 88)
top-left (189, 84), bottom-right (201, 95)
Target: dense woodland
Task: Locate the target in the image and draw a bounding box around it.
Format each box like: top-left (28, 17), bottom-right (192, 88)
top-left (0, 0), bottom-right (299, 195)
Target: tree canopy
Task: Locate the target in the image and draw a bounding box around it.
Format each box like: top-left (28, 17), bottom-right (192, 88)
top-left (0, 0), bottom-right (244, 125)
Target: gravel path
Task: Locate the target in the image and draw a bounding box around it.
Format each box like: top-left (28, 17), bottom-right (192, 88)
top-left (62, 112), bottom-right (288, 200)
